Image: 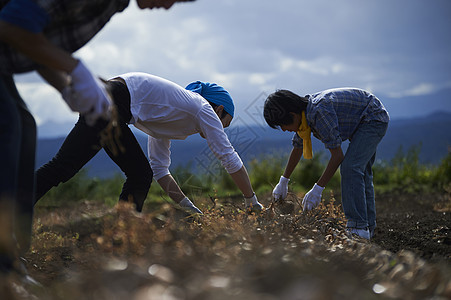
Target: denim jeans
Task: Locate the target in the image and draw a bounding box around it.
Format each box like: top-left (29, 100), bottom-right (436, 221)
top-left (340, 120), bottom-right (388, 230)
top-left (35, 80), bottom-right (152, 212)
top-left (0, 75), bottom-right (36, 257)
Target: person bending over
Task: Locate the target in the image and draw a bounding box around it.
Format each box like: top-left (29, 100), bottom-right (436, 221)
top-left (36, 72), bottom-right (263, 214)
top-left (264, 88), bottom-right (389, 240)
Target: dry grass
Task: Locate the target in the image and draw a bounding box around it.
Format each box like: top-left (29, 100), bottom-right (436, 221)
top-left (2, 192), bottom-right (450, 300)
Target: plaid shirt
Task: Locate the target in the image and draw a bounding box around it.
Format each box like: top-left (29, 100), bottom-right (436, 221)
top-left (0, 0), bottom-right (129, 74)
top-left (292, 88), bottom-right (389, 150)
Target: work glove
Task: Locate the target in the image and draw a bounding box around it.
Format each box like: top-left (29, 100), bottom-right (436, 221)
top-left (62, 59), bottom-right (112, 126)
top-left (244, 193), bottom-right (263, 213)
top-left (179, 197), bottom-right (203, 215)
top-left (302, 183), bottom-right (324, 211)
top-left (272, 175), bottom-right (290, 202)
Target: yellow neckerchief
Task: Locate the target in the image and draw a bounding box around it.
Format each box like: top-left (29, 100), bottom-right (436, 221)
top-left (296, 111), bottom-right (313, 159)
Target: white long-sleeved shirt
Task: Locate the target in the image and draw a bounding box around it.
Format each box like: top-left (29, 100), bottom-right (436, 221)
top-left (118, 72), bottom-right (243, 180)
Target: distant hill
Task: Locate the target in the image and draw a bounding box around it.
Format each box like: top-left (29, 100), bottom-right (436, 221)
top-left (36, 111), bottom-right (451, 178)
top-left (37, 87), bottom-right (451, 139)
top-left (381, 88), bottom-right (451, 119)
top-left (376, 111), bottom-right (451, 164)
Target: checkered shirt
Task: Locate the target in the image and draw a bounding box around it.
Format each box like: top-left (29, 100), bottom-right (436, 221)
top-left (0, 0), bottom-right (129, 74)
top-left (292, 88), bottom-right (390, 150)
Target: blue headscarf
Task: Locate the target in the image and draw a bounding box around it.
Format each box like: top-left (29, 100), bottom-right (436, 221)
top-left (185, 81), bottom-right (235, 117)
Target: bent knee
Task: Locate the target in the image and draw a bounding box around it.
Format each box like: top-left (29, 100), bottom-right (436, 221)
top-left (340, 159), bottom-right (364, 176)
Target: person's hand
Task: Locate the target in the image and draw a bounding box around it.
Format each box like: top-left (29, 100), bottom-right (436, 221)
top-left (179, 197), bottom-right (203, 215)
top-left (272, 176), bottom-right (289, 201)
top-left (302, 183), bottom-right (324, 211)
top-left (244, 193), bottom-right (263, 212)
top-left (62, 60), bottom-right (112, 126)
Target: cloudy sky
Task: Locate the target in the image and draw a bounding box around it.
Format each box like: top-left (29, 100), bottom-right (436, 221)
top-left (14, 0), bottom-right (451, 137)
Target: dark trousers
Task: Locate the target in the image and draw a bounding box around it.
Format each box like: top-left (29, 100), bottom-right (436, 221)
top-left (35, 80), bottom-right (152, 212)
top-left (0, 74), bottom-right (36, 262)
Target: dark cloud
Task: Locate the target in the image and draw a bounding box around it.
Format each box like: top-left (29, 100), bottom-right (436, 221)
top-left (16, 0), bottom-right (451, 132)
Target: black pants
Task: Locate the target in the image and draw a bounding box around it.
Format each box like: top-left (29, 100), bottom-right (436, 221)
top-left (1, 74), bottom-right (36, 262)
top-left (35, 80), bottom-right (152, 212)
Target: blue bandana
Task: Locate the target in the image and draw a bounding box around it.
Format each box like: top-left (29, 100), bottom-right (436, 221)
top-left (185, 81), bottom-right (235, 117)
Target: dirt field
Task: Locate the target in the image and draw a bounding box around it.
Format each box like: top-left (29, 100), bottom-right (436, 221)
top-left (1, 190), bottom-right (450, 300)
top-left (372, 192), bottom-right (450, 264)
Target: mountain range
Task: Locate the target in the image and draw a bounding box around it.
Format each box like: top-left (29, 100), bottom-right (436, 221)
top-left (35, 111), bottom-right (451, 178)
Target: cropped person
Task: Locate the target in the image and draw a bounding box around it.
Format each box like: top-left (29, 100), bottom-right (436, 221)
top-left (264, 88), bottom-right (389, 240)
top-left (35, 72), bottom-right (263, 215)
top-left (0, 0), bottom-right (194, 277)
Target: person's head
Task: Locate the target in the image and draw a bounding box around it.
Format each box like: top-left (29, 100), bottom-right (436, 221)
top-left (185, 81), bottom-right (234, 129)
top-left (263, 89), bottom-right (309, 131)
top-left (136, 0), bottom-right (195, 10)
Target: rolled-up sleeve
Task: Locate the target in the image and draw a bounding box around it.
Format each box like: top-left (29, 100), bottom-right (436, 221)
top-left (148, 136), bottom-right (171, 180)
top-left (198, 106), bottom-right (243, 174)
top-left (291, 133), bottom-right (303, 149)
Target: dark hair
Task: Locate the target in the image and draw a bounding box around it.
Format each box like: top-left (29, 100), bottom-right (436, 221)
top-left (263, 90), bottom-right (308, 129)
top-left (208, 101), bottom-right (229, 119)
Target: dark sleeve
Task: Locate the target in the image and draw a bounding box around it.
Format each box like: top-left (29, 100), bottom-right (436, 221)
top-left (0, 0), bottom-right (49, 33)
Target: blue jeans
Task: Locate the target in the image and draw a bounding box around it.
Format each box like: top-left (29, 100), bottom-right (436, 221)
top-left (340, 120), bottom-right (388, 230)
top-left (0, 75), bottom-right (36, 257)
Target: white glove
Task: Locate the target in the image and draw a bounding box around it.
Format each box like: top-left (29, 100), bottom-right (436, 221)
top-left (244, 193), bottom-right (263, 212)
top-left (179, 197), bottom-right (203, 214)
top-left (302, 183), bottom-right (324, 211)
top-left (272, 176), bottom-right (289, 201)
top-left (62, 60), bottom-right (112, 126)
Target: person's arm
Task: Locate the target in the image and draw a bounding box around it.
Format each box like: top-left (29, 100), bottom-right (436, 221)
top-left (302, 146), bottom-right (344, 211)
top-left (0, 20), bottom-right (78, 72)
top-left (156, 174), bottom-right (202, 214)
top-left (148, 137), bottom-right (197, 209)
top-left (197, 107), bottom-right (252, 194)
top-left (273, 147), bottom-right (302, 201)
top-left (36, 67), bottom-right (70, 92)
top-left (229, 165), bottom-right (254, 198)
top-left (157, 174), bottom-right (185, 204)
top-left (196, 108), bottom-right (262, 209)
top-left (317, 146), bottom-right (344, 187)
top-left (283, 147), bottom-right (303, 178)
top-left (153, 148), bottom-right (254, 203)
top-left (0, 20), bottom-right (111, 125)
top-left (229, 165), bottom-right (262, 210)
